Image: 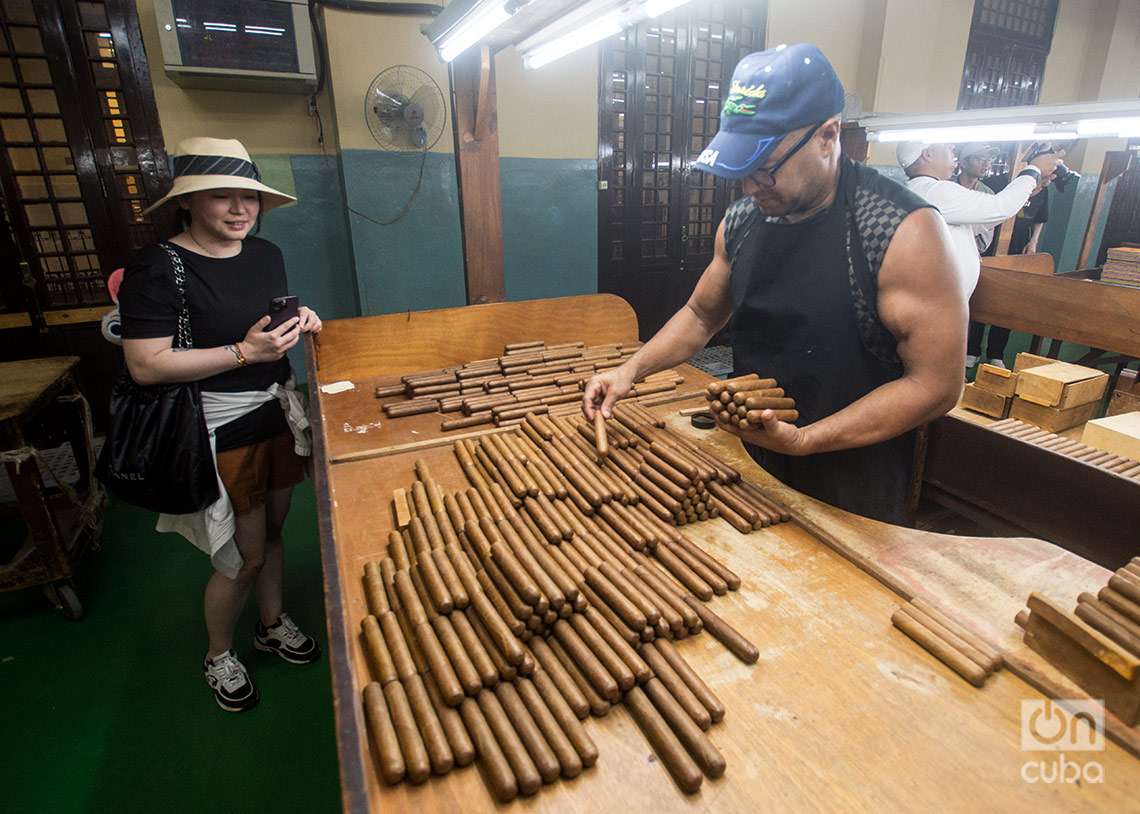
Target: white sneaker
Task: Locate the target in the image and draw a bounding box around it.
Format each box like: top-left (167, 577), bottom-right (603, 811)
top-left (986, 358), bottom-right (1006, 369)
top-left (204, 649), bottom-right (259, 712)
top-left (965, 355), bottom-right (979, 369)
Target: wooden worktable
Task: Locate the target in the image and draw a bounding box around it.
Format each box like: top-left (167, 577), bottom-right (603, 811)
top-left (307, 295), bottom-right (1138, 812)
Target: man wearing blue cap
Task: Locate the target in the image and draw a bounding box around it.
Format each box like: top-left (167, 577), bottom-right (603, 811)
top-left (584, 43), bottom-right (967, 525)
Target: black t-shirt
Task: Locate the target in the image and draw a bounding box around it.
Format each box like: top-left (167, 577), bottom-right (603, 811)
top-left (118, 237), bottom-right (291, 451)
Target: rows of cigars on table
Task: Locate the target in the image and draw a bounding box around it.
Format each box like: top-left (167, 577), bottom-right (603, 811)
top-left (357, 340), bottom-right (790, 801)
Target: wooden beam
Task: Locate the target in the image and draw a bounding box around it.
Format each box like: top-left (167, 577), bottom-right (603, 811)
top-left (451, 45), bottom-right (505, 306)
top-left (1079, 150), bottom-right (1133, 270)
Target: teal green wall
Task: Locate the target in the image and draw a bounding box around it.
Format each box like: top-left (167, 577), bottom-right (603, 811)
top-left (340, 150), bottom-right (466, 315)
top-left (254, 152), bottom-right (598, 336)
top-left (257, 154), bottom-right (358, 321)
top-left (501, 157), bottom-right (598, 300)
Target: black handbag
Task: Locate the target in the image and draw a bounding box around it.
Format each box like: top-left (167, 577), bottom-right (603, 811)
top-left (96, 244), bottom-right (220, 513)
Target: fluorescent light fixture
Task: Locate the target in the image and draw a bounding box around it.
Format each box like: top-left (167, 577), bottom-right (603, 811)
top-left (523, 14), bottom-right (622, 69)
top-left (875, 123), bottom-right (1038, 143)
top-left (1077, 117), bottom-right (1140, 138)
top-left (437, 0), bottom-right (511, 62)
top-left (646, 0), bottom-right (692, 17)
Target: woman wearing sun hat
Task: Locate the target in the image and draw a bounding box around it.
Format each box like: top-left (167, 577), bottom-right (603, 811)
top-left (118, 137), bottom-right (322, 712)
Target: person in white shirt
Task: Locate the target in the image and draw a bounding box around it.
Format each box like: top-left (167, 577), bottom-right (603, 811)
top-left (896, 142), bottom-right (1062, 300)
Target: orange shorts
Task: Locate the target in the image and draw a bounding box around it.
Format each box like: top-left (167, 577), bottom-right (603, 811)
top-left (215, 431), bottom-right (307, 514)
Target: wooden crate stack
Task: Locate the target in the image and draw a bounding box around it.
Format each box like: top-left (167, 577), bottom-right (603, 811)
top-left (965, 353), bottom-right (1111, 432)
top-left (1101, 246), bottom-right (1140, 288)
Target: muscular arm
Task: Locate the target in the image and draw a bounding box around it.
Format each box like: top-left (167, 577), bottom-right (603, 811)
top-left (731, 208), bottom-right (966, 454)
top-left (583, 219), bottom-right (734, 417)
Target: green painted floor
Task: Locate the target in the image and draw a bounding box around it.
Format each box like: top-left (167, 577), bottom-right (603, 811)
top-left (0, 480), bottom-right (340, 813)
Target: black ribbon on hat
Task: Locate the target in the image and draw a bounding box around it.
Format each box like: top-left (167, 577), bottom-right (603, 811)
top-left (171, 154), bottom-right (261, 182)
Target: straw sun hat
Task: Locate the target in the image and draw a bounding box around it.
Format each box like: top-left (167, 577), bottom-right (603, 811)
top-left (142, 136), bottom-right (296, 216)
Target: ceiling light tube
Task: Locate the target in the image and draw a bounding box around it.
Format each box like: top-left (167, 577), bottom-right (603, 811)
top-left (1076, 117), bottom-right (1140, 138)
top-left (522, 14), bottom-right (623, 69)
top-left (874, 123), bottom-right (1038, 143)
top-left (437, 0), bottom-right (511, 63)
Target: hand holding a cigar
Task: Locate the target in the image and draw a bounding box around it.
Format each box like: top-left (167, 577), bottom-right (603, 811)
top-left (706, 374), bottom-right (812, 455)
top-left (582, 364), bottom-right (636, 420)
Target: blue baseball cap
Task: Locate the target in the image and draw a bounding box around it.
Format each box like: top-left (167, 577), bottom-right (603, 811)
top-left (692, 43), bottom-right (845, 180)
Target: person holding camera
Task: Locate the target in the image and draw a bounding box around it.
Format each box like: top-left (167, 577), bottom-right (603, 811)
top-left (898, 142), bottom-right (1064, 304)
top-left (117, 137), bottom-right (323, 712)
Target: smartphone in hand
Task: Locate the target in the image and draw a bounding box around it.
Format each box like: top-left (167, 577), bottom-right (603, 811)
top-left (265, 295), bottom-right (299, 332)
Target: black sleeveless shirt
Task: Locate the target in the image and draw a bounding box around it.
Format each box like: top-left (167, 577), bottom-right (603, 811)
top-left (726, 158), bottom-right (932, 524)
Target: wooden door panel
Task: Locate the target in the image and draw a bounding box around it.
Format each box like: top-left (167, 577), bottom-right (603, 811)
top-left (598, 0), bottom-right (766, 341)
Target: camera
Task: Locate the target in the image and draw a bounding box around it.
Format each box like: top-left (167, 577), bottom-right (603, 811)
top-left (1025, 142), bottom-right (1081, 194)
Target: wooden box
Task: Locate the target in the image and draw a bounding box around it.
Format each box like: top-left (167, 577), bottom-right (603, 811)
top-left (1080, 412), bottom-right (1140, 463)
top-left (1118, 367), bottom-right (1138, 394)
top-left (1013, 352), bottom-right (1055, 373)
top-left (1015, 362), bottom-right (1109, 409)
top-left (961, 383), bottom-right (1011, 418)
top-left (1010, 397), bottom-right (1099, 432)
top-left (974, 364), bottom-right (1018, 398)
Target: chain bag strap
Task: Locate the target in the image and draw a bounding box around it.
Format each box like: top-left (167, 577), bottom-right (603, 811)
top-left (160, 243), bottom-right (193, 351)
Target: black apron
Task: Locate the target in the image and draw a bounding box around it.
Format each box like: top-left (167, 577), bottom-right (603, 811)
top-left (728, 160), bottom-right (918, 525)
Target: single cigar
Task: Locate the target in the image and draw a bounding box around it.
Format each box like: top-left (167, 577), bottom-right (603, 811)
top-left (899, 605), bottom-right (995, 674)
top-left (709, 496), bottom-right (753, 534)
top-left (478, 567), bottom-right (529, 632)
top-left (1109, 575), bottom-right (1140, 605)
top-left (383, 680), bottom-right (432, 783)
top-left (362, 614), bottom-right (399, 685)
top-left (431, 547), bottom-right (468, 610)
top-left (524, 495), bottom-right (563, 544)
top-left (379, 611), bottom-right (417, 681)
top-left (465, 608), bottom-right (517, 682)
top-left (594, 410), bottom-right (610, 457)
top-left (364, 562), bottom-right (391, 617)
top-left (553, 619), bottom-right (621, 701)
top-left (363, 682), bottom-right (406, 784)
top-left (683, 596), bottom-right (758, 663)
top-left (402, 673), bottom-right (455, 775)
top-left (375, 383), bottom-right (408, 398)
top-left (910, 597), bottom-right (1002, 668)
top-left (745, 409), bottom-right (800, 424)
top-left (642, 677), bottom-right (726, 778)
top-left (627, 567), bottom-right (684, 634)
top-left (384, 400), bottom-right (439, 418)
top-left (547, 636), bottom-right (611, 717)
top-left (477, 689), bottom-right (542, 796)
top-left (579, 581), bottom-right (641, 647)
top-left (528, 638), bottom-right (590, 721)
top-left (470, 592), bottom-right (527, 666)
top-left (624, 686), bottom-right (703, 793)
top-left (442, 414), bottom-right (493, 431)
top-left (459, 697), bottom-right (519, 803)
top-left (892, 609), bottom-right (987, 687)
top-left (394, 569), bottom-right (430, 626)
top-left (494, 682), bottom-right (561, 784)
top-left (1099, 587), bottom-right (1140, 626)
